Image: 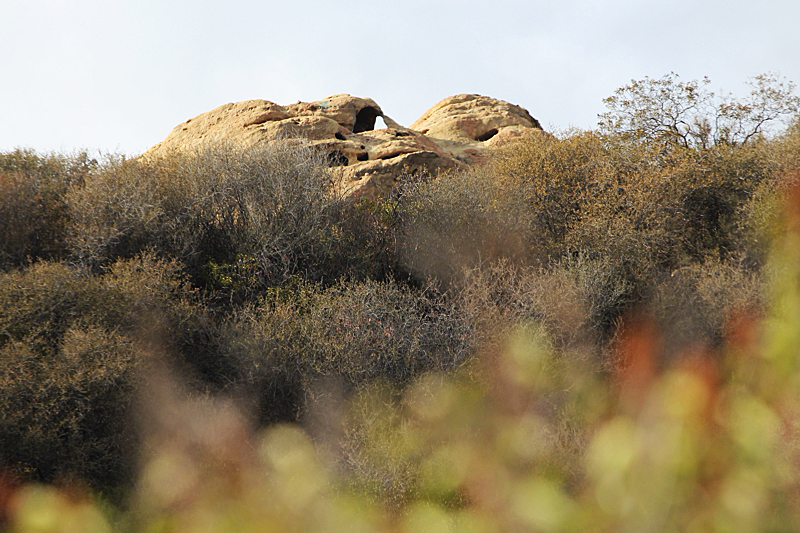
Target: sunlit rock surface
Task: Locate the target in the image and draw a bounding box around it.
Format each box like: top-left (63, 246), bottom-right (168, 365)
top-left (146, 93), bottom-right (544, 197)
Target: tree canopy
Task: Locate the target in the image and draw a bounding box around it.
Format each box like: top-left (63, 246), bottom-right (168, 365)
top-left (599, 72), bottom-right (800, 149)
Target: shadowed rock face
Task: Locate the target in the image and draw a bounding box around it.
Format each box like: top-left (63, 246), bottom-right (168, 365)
top-left (146, 93), bottom-right (544, 198)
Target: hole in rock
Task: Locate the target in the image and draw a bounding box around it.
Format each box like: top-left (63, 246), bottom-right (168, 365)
top-left (353, 107), bottom-right (380, 133)
top-left (357, 153), bottom-right (369, 162)
top-left (327, 151), bottom-right (349, 167)
top-left (335, 132), bottom-right (346, 140)
top-left (476, 129), bottom-right (499, 142)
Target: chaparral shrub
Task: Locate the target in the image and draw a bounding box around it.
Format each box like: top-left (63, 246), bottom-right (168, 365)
top-left (218, 278), bottom-right (472, 425)
top-left (0, 254), bottom-right (212, 492)
top-left (398, 164), bottom-right (536, 285)
top-left (67, 141), bottom-right (345, 292)
top-left (0, 149), bottom-right (95, 269)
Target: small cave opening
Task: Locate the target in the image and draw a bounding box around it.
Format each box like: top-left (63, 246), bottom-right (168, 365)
top-left (476, 129), bottom-right (499, 142)
top-left (353, 107), bottom-right (380, 133)
top-left (327, 151), bottom-right (349, 167)
top-left (357, 153), bottom-right (369, 162)
top-left (335, 132), bottom-right (346, 140)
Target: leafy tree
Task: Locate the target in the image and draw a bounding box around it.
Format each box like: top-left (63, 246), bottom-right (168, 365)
top-left (599, 72), bottom-right (800, 149)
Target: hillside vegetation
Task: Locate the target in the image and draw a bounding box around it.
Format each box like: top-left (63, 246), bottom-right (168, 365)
top-left (3, 74), bottom-right (800, 531)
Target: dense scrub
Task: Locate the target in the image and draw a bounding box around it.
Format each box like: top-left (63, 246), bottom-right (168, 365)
top-left (0, 254), bottom-right (211, 491)
top-left (0, 150), bottom-right (95, 268)
top-left (2, 75), bottom-right (800, 530)
top-left (219, 278), bottom-right (471, 425)
top-left (401, 126), bottom-right (796, 350)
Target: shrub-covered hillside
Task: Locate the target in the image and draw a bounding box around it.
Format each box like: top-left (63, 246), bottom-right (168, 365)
top-left (2, 74), bottom-right (800, 531)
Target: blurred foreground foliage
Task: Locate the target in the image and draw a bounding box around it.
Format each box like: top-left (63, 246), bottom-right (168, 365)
top-left (2, 75), bottom-right (800, 531)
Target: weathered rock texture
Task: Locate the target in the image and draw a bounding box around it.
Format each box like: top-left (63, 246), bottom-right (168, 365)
top-left (146, 93), bottom-right (543, 197)
top-left (412, 94), bottom-right (543, 165)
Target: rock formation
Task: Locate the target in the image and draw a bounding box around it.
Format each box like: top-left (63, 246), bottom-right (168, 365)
top-left (411, 94), bottom-right (543, 164)
top-left (146, 93), bottom-right (544, 197)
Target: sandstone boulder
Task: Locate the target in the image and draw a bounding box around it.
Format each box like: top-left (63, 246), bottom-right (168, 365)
top-left (146, 93), bottom-right (543, 198)
top-left (411, 94), bottom-right (544, 164)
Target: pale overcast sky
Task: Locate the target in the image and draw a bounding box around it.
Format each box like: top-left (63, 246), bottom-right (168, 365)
top-left (2, 0), bottom-right (799, 155)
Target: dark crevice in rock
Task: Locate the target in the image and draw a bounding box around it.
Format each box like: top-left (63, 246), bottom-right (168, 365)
top-left (357, 153), bottom-right (369, 162)
top-left (476, 129), bottom-right (499, 142)
top-left (243, 114), bottom-right (270, 127)
top-left (335, 132), bottom-right (346, 140)
top-left (327, 151), bottom-right (349, 167)
top-left (378, 152), bottom-right (407, 160)
top-left (353, 107), bottom-right (380, 133)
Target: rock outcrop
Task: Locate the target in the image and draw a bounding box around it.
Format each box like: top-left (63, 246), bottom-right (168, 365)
top-left (411, 94), bottom-right (543, 164)
top-left (146, 93), bottom-right (543, 197)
